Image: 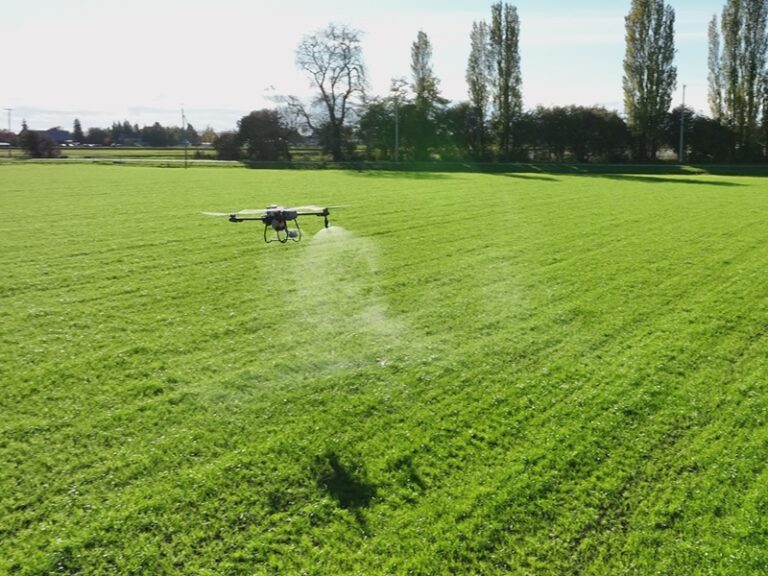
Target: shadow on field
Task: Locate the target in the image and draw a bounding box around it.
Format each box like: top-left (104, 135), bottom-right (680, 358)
top-left (347, 170), bottom-right (451, 180)
top-left (502, 173), bottom-right (560, 182)
top-left (589, 174), bottom-right (745, 187)
top-left (237, 159), bottom-right (768, 178)
top-left (313, 451), bottom-right (377, 523)
top-left (333, 162), bottom-right (768, 179)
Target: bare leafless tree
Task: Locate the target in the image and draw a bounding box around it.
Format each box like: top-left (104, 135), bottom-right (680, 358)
top-left (283, 23), bottom-right (366, 161)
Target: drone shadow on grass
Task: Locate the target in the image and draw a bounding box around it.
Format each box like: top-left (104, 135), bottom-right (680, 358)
top-left (313, 451), bottom-right (377, 527)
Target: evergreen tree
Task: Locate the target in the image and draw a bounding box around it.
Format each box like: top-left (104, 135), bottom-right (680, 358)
top-left (623, 0), bottom-right (677, 161)
top-left (141, 122), bottom-right (170, 147)
top-left (183, 123), bottom-right (200, 146)
top-left (73, 118), bottom-right (85, 143)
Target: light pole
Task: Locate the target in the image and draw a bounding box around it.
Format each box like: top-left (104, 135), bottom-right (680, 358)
top-left (181, 106), bottom-right (188, 169)
top-left (394, 100), bottom-right (399, 163)
top-left (3, 108), bottom-right (11, 158)
top-left (390, 77), bottom-right (407, 163)
top-left (678, 84), bottom-right (686, 164)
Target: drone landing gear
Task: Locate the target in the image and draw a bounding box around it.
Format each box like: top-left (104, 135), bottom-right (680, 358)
top-left (264, 219), bottom-right (302, 244)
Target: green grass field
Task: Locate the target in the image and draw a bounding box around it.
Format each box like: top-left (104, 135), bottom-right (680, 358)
top-left (2, 164), bottom-right (767, 574)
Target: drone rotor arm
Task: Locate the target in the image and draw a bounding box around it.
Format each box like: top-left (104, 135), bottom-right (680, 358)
top-left (231, 216), bottom-right (268, 222)
top-left (205, 203), bottom-right (339, 239)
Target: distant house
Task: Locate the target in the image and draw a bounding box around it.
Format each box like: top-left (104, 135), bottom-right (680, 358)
top-left (43, 127), bottom-right (74, 144)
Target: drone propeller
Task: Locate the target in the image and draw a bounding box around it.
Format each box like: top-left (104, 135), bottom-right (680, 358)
top-left (238, 208), bottom-right (269, 215)
top-left (201, 211), bottom-right (234, 217)
top-left (234, 205), bottom-right (346, 215)
top-left (202, 205), bottom-right (347, 219)
top-left (203, 209), bottom-right (269, 217)
top-left (292, 204), bottom-right (347, 212)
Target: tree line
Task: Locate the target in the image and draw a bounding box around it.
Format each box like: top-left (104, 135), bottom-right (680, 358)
top-left (223, 0), bottom-right (767, 164)
top-left (14, 119), bottom-right (213, 158)
top-left (13, 0), bottom-right (768, 164)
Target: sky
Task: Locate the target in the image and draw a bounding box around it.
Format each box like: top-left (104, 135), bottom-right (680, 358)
top-left (2, 0), bottom-right (727, 133)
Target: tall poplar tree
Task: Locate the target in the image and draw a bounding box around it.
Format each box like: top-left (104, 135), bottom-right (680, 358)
top-left (623, 0), bottom-right (677, 161)
top-left (408, 30), bottom-right (446, 160)
top-left (411, 31), bottom-right (441, 107)
top-left (762, 73), bottom-right (768, 152)
top-left (708, 16), bottom-right (724, 122)
top-left (709, 0), bottom-right (768, 158)
top-left (466, 20), bottom-right (492, 158)
top-left (489, 2), bottom-right (522, 159)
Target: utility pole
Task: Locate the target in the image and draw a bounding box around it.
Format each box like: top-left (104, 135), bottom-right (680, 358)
top-left (394, 102), bottom-right (399, 163)
top-left (3, 108), bottom-right (11, 158)
top-left (678, 84), bottom-right (686, 164)
top-left (390, 77), bottom-right (407, 163)
top-left (181, 106), bottom-right (188, 169)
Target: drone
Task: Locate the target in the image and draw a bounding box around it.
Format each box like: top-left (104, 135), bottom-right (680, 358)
top-left (202, 205), bottom-right (333, 243)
